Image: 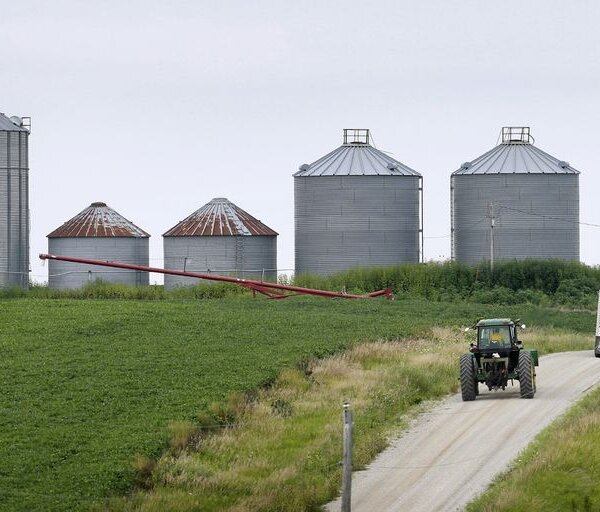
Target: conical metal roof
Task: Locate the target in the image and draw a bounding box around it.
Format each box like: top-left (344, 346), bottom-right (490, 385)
top-left (453, 127), bottom-right (579, 175)
top-left (163, 198), bottom-right (278, 237)
top-left (0, 112), bottom-right (29, 132)
top-left (294, 129), bottom-right (420, 177)
top-left (47, 202), bottom-right (150, 238)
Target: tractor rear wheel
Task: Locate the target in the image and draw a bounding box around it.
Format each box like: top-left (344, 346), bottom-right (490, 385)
top-left (518, 351), bottom-right (535, 399)
top-left (460, 354), bottom-right (477, 401)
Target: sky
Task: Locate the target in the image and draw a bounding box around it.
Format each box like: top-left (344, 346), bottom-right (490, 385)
top-left (1, 0), bottom-right (599, 284)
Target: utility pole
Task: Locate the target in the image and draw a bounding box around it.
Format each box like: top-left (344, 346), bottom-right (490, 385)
top-left (341, 402), bottom-right (353, 512)
top-left (487, 202), bottom-right (496, 272)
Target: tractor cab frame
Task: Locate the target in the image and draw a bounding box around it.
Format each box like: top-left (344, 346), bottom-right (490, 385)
top-left (460, 318), bottom-right (538, 401)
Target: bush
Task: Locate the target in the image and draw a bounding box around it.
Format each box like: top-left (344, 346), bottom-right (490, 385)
top-left (470, 286), bottom-right (515, 305)
top-left (555, 278), bottom-right (598, 308)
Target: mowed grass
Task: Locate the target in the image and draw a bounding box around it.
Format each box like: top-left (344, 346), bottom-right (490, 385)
top-left (0, 297), bottom-right (594, 511)
top-left (467, 383), bottom-right (600, 512)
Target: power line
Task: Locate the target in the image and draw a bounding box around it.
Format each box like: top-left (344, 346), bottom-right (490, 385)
top-left (497, 204), bottom-right (600, 228)
top-left (423, 234), bottom-right (451, 239)
top-left (426, 204), bottom-right (600, 241)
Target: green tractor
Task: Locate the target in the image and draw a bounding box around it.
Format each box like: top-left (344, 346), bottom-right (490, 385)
top-left (460, 319), bottom-right (538, 401)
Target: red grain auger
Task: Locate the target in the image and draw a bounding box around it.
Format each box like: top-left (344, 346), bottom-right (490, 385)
top-left (39, 254), bottom-right (392, 300)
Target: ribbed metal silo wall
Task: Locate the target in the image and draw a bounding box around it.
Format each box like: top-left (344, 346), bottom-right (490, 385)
top-left (294, 175), bottom-right (420, 276)
top-left (452, 174), bottom-right (579, 264)
top-left (0, 131), bottom-right (29, 288)
top-left (47, 238), bottom-right (149, 289)
top-left (240, 236), bottom-right (277, 281)
top-left (163, 236), bottom-right (277, 290)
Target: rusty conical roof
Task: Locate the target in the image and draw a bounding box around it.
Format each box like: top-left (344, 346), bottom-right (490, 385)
top-left (163, 198), bottom-right (278, 237)
top-left (47, 202), bottom-right (150, 238)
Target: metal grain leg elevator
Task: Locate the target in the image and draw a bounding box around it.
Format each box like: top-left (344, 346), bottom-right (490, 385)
top-left (0, 113), bottom-right (30, 289)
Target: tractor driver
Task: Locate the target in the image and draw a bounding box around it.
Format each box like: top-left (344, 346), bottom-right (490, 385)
top-left (490, 327), bottom-right (501, 345)
top-left (490, 327), bottom-right (510, 346)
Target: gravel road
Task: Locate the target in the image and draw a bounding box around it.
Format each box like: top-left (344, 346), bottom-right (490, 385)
top-left (326, 351), bottom-right (600, 512)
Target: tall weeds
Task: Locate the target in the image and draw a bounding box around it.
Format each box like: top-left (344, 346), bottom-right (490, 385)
top-left (294, 260), bottom-right (600, 308)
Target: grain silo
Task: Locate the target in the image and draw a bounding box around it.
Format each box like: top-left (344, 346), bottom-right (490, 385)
top-left (0, 113), bottom-right (30, 289)
top-left (163, 197), bottom-right (278, 290)
top-left (47, 202), bottom-right (150, 289)
top-left (294, 129), bottom-right (422, 276)
top-left (451, 127), bottom-right (580, 265)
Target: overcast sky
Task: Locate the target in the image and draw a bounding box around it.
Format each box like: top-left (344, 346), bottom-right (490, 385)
top-left (2, 0), bottom-right (599, 284)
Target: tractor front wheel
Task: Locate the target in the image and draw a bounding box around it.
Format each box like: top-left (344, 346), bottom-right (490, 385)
top-left (460, 354), bottom-right (477, 401)
top-left (518, 351), bottom-right (535, 399)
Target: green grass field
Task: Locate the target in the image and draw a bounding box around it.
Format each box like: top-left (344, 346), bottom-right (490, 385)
top-left (0, 297), bottom-right (595, 511)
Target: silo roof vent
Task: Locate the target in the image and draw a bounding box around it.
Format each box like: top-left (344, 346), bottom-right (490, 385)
top-left (501, 126), bottom-right (534, 144)
top-left (343, 128), bottom-right (370, 145)
top-left (0, 112), bottom-right (30, 132)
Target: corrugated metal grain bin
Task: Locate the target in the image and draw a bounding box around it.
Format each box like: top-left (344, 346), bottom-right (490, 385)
top-left (294, 129), bottom-right (422, 276)
top-left (451, 127), bottom-right (580, 264)
top-left (0, 113), bottom-right (30, 289)
top-left (163, 198), bottom-right (277, 290)
top-left (47, 202), bottom-right (150, 289)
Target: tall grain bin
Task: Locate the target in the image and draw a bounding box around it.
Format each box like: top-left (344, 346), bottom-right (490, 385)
top-left (163, 198), bottom-right (278, 290)
top-left (451, 127), bottom-right (580, 264)
top-left (0, 113), bottom-right (30, 288)
top-left (294, 129), bottom-right (422, 276)
top-left (47, 202), bottom-right (150, 289)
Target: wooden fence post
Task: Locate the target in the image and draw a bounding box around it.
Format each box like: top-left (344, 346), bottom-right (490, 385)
top-left (341, 402), bottom-right (353, 512)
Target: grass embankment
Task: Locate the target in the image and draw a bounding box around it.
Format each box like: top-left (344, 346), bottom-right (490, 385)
top-left (467, 383), bottom-right (600, 512)
top-left (0, 297), bottom-right (593, 511)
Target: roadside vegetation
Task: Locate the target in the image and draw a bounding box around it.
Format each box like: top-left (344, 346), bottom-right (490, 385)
top-left (106, 327), bottom-right (592, 512)
top-left (467, 382), bottom-right (600, 512)
top-left (0, 296), bottom-right (594, 511)
top-left (294, 259), bottom-right (600, 309)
